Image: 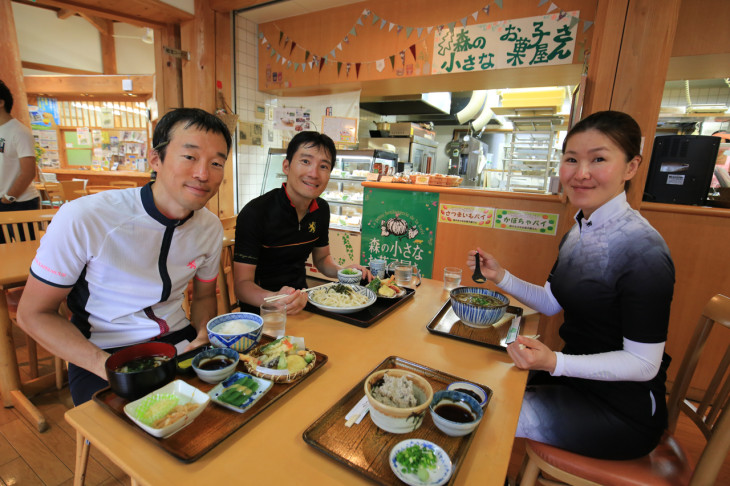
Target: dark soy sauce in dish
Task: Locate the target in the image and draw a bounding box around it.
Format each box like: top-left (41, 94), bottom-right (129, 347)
top-left (453, 388), bottom-right (481, 403)
top-left (198, 357), bottom-right (233, 370)
top-left (434, 403), bottom-right (475, 423)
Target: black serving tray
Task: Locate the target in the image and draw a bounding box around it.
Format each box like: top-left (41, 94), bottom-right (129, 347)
top-left (305, 287), bottom-right (415, 327)
top-left (426, 301), bottom-right (524, 351)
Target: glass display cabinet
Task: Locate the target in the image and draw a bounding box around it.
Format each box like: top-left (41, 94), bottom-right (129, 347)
top-left (261, 148), bottom-right (397, 232)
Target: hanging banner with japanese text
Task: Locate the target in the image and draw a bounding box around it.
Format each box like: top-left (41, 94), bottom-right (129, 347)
top-left (361, 187), bottom-right (438, 278)
top-left (432, 12), bottom-right (579, 75)
top-left (438, 204), bottom-right (494, 227)
top-left (494, 209), bottom-right (559, 235)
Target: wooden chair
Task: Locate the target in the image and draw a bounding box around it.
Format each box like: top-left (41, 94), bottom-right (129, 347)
top-left (217, 216), bottom-right (238, 314)
top-left (85, 185), bottom-right (123, 194)
top-left (0, 209), bottom-right (66, 387)
top-left (60, 180), bottom-right (86, 201)
top-left (41, 182), bottom-right (65, 208)
top-left (518, 294), bottom-right (730, 486)
top-left (109, 180), bottom-right (137, 188)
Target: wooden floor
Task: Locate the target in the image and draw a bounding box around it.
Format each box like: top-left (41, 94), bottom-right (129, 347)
top-left (1, 326), bottom-right (728, 485)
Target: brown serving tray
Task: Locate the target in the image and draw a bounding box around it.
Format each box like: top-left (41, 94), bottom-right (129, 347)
top-left (93, 341), bottom-right (328, 463)
top-left (303, 356), bottom-right (493, 486)
top-left (305, 286), bottom-right (415, 327)
top-left (426, 301), bottom-right (524, 351)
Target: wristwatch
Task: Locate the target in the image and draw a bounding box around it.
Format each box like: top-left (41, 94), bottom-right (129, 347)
top-left (3, 194), bottom-right (16, 203)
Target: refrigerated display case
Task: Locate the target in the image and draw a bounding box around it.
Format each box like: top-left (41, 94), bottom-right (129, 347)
top-left (261, 148), bottom-right (397, 232)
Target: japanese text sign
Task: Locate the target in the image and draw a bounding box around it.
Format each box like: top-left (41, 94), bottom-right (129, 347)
top-left (432, 12), bottom-right (579, 75)
top-left (438, 204), bottom-right (494, 227)
top-left (494, 209), bottom-right (559, 235)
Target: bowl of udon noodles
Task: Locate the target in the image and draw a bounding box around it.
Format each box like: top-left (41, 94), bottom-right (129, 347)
top-left (206, 312), bottom-right (263, 353)
top-left (449, 287), bottom-right (509, 327)
top-left (307, 283), bottom-right (376, 314)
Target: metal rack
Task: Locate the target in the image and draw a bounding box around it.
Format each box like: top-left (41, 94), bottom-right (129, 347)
top-left (503, 116), bottom-right (563, 192)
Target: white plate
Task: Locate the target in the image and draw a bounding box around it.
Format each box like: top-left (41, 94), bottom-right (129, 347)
top-left (123, 380), bottom-right (209, 439)
top-left (208, 371), bottom-right (273, 413)
top-left (307, 284), bottom-right (376, 314)
top-left (375, 286), bottom-right (407, 299)
top-left (389, 439), bottom-right (453, 486)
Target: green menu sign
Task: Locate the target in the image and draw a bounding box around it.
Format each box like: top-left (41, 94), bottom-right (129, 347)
top-left (361, 187), bottom-right (438, 278)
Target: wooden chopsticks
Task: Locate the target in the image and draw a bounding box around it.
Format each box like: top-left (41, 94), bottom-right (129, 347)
top-left (262, 281), bottom-right (337, 303)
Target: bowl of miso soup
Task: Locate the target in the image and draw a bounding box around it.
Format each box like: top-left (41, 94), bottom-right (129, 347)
top-left (105, 342), bottom-right (177, 400)
top-left (449, 287), bottom-right (509, 327)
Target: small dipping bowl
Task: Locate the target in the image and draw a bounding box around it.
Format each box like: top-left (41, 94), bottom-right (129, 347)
top-left (446, 381), bottom-right (488, 408)
top-left (191, 348), bottom-right (239, 384)
top-left (429, 390), bottom-right (483, 437)
top-left (337, 268), bottom-right (363, 284)
top-left (207, 312), bottom-right (263, 353)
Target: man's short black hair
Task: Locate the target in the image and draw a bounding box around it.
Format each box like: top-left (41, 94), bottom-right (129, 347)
top-left (153, 108), bottom-right (232, 161)
top-left (0, 80), bottom-right (14, 114)
top-left (286, 131), bottom-right (336, 168)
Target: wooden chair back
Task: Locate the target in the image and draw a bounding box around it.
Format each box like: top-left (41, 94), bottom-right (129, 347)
top-left (0, 209), bottom-right (58, 244)
top-left (216, 239), bottom-right (238, 314)
top-left (518, 293), bottom-right (730, 486)
top-left (109, 181), bottom-right (137, 188)
top-left (60, 180), bottom-right (86, 201)
top-left (42, 182), bottom-right (65, 207)
top-left (86, 185), bottom-right (123, 194)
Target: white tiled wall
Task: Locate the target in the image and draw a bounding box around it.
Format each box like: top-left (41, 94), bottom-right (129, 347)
top-left (661, 85), bottom-right (730, 107)
top-left (233, 15), bottom-right (284, 212)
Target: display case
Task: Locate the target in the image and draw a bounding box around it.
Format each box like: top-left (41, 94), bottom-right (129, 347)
top-left (261, 148), bottom-right (397, 232)
top-left (502, 116), bottom-right (563, 193)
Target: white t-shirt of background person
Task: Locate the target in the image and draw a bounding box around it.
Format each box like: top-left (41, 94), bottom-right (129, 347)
top-left (30, 184), bottom-right (223, 349)
top-left (0, 118), bottom-right (40, 201)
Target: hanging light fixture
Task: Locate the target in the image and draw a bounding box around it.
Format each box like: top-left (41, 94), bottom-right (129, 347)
top-left (456, 90), bottom-right (487, 124)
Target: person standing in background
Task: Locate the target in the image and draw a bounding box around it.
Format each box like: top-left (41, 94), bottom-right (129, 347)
top-left (0, 79), bottom-right (40, 214)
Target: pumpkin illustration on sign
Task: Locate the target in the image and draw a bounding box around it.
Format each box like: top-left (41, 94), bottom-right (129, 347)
top-left (381, 215), bottom-right (419, 240)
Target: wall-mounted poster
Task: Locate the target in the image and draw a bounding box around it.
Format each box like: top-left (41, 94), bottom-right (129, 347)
top-left (273, 107), bottom-right (311, 131)
top-left (361, 187), bottom-right (438, 278)
top-left (322, 116), bottom-right (357, 144)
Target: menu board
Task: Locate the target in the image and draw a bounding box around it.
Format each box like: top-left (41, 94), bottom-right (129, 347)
top-left (322, 116), bottom-right (357, 145)
top-left (361, 187), bottom-right (438, 278)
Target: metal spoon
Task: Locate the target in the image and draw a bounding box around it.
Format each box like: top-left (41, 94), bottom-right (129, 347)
top-left (471, 252), bottom-right (486, 283)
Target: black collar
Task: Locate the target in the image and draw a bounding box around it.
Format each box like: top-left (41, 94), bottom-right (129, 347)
top-left (141, 182), bottom-right (194, 227)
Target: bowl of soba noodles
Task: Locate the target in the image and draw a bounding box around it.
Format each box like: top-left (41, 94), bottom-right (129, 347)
top-left (307, 283), bottom-right (376, 314)
top-left (449, 287), bottom-right (509, 327)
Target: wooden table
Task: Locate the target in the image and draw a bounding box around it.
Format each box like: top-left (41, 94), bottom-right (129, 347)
top-left (65, 278), bottom-right (537, 486)
top-left (0, 239), bottom-right (52, 431)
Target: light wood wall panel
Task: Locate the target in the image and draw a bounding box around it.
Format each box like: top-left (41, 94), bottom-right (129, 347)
top-left (0, 0), bottom-right (30, 126)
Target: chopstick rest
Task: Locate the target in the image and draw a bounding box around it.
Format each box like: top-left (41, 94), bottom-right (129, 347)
top-left (344, 395), bottom-right (370, 427)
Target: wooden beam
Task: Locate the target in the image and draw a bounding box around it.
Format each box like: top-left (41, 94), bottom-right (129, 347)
top-left (21, 61), bottom-right (101, 75)
top-left (214, 9), bottom-right (234, 218)
top-left (57, 8), bottom-right (75, 19)
top-left (23, 75), bottom-right (154, 96)
top-left (155, 25), bottom-right (183, 115)
top-left (208, 0), bottom-right (280, 12)
top-left (99, 19), bottom-right (117, 75)
top-left (77, 13), bottom-right (109, 33)
top-left (180, 0), bottom-right (216, 111)
top-left (28, 0), bottom-right (193, 29)
top-left (0, 0), bottom-right (31, 126)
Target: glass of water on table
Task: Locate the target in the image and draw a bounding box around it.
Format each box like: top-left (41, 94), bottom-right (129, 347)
top-left (260, 302), bottom-right (286, 338)
top-left (443, 267), bottom-right (462, 291)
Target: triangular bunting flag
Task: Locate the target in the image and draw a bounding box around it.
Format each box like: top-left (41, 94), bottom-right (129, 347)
top-left (355, 63), bottom-right (361, 78)
top-left (331, 49), bottom-right (336, 58)
top-left (376, 59), bottom-right (385, 72)
top-left (482, 6), bottom-right (490, 16)
top-left (539, 0), bottom-right (549, 5)
top-left (287, 60), bottom-right (292, 68)
top-left (279, 31), bottom-right (283, 44)
top-left (344, 35), bottom-right (349, 44)
top-left (290, 41), bottom-right (296, 55)
top-left (346, 63), bottom-right (351, 77)
top-left (460, 17), bottom-right (468, 27)
top-left (569, 16), bottom-right (579, 28)
top-left (559, 10), bottom-right (567, 20)
top-left (380, 19), bottom-right (386, 29)
top-left (547, 3), bottom-right (558, 13)
top-left (337, 62), bottom-right (342, 76)
top-left (389, 55), bottom-right (395, 69)
top-left (396, 25), bottom-right (403, 34)
top-left (417, 27), bottom-right (423, 38)
top-left (409, 44), bottom-right (417, 59)
top-left (337, 43), bottom-right (343, 51)
top-left (389, 22), bottom-right (396, 32)
top-left (305, 50), bottom-right (310, 62)
top-left (258, 32), bottom-right (263, 39)
top-left (373, 14), bottom-right (379, 25)
top-left (406, 27), bottom-right (413, 38)
top-left (320, 57), bottom-right (326, 72)
top-left (276, 53), bottom-right (281, 62)
top-left (495, 0), bottom-right (503, 8)
top-left (270, 47), bottom-right (276, 58)
top-left (356, 18), bottom-right (363, 26)
top-left (281, 57), bottom-right (286, 65)
top-left (350, 27), bottom-right (357, 36)
top-left (294, 62), bottom-right (299, 70)
top-left (472, 12), bottom-right (479, 21)
top-left (448, 21), bottom-right (456, 33)
top-left (427, 26), bottom-right (434, 34)
top-left (582, 20), bottom-right (594, 32)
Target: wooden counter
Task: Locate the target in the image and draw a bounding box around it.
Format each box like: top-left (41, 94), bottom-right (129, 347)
top-left (65, 278), bottom-right (537, 486)
top-left (43, 169), bottom-right (151, 187)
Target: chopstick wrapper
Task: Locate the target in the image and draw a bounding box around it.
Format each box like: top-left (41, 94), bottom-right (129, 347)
top-left (344, 395), bottom-right (370, 427)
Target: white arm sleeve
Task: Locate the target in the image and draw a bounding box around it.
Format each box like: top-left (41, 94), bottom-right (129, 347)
top-left (496, 270), bottom-right (562, 316)
top-left (552, 338), bottom-right (665, 381)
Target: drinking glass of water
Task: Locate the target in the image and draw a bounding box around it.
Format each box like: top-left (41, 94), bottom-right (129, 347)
top-left (260, 302), bottom-right (286, 338)
top-left (443, 267), bottom-right (462, 291)
top-left (395, 260), bottom-right (414, 287)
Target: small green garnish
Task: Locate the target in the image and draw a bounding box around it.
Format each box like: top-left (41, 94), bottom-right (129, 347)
top-left (341, 269), bottom-right (357, 275)
top-left (396, 444), bottom-right (438, 482)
